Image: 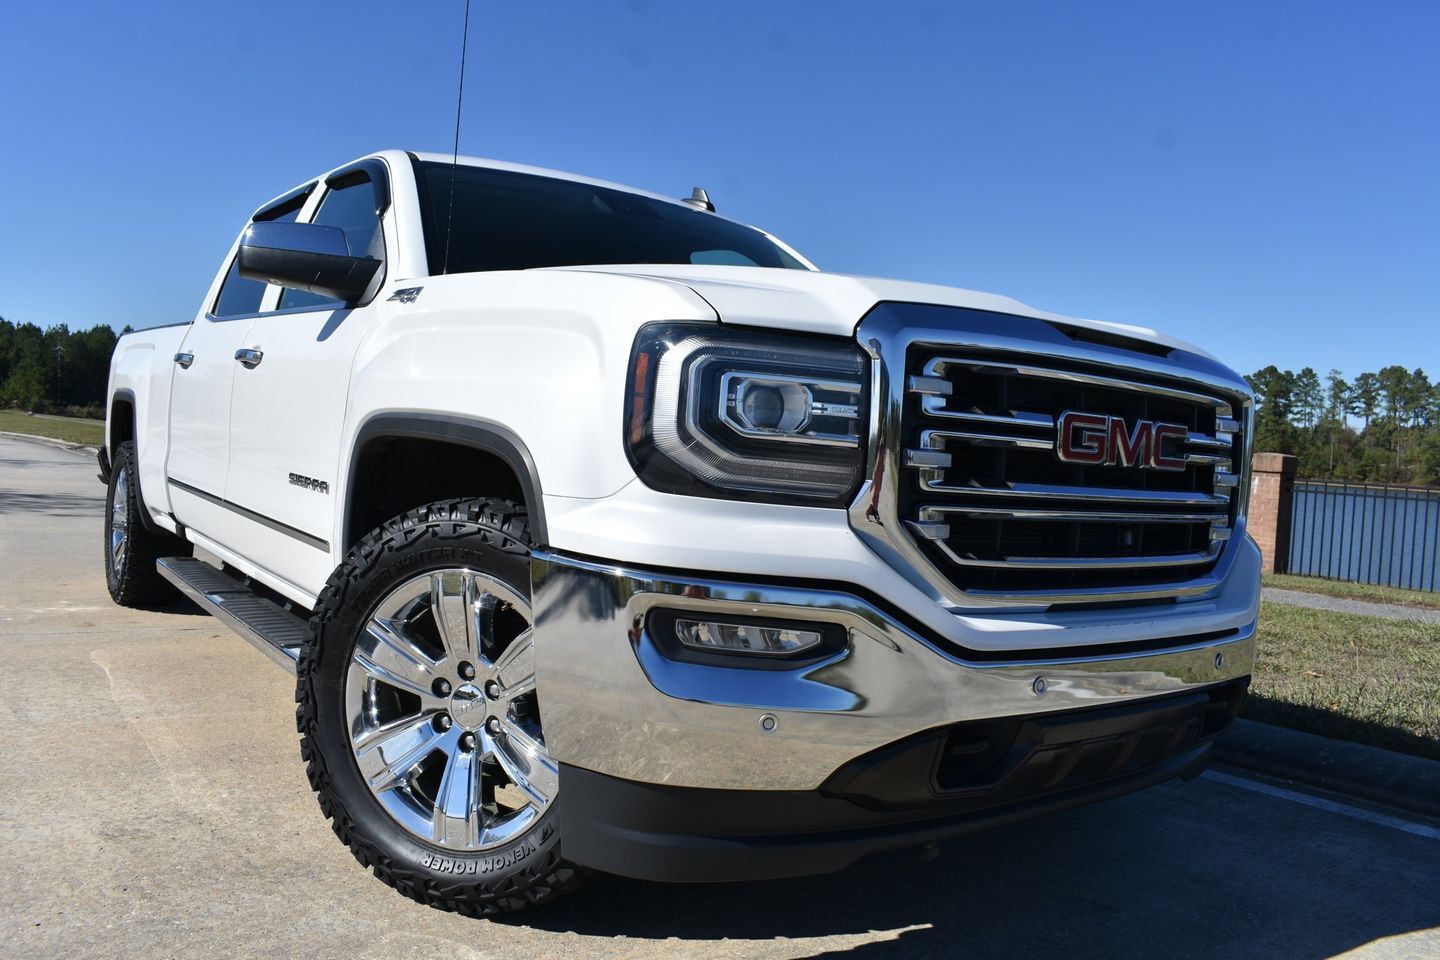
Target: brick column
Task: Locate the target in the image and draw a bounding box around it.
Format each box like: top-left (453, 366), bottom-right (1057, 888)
top-left (1248, 453), bottom-right (1297, 574)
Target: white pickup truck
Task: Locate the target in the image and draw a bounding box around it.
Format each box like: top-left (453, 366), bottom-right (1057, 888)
top-left (103, 150), bottom-right (1259, 916)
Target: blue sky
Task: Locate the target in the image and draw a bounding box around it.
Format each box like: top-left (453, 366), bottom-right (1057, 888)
top-left (1, 0), bottom-right (1435, 381)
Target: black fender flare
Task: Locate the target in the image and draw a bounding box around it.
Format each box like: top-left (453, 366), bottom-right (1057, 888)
top-left (345, 412), bottom-right (548, 549)
top-left (107, 387), bottom-right (169, 538)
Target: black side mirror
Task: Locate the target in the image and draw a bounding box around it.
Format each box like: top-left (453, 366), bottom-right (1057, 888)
top-left (237, 221), bottom-right (381, 305)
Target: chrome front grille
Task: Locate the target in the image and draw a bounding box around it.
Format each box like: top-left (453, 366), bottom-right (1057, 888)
top-left (898, 350), bottom-right (1244, 598)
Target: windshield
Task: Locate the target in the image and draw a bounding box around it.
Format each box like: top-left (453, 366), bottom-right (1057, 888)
top-left (414, 160), bottom-right (809, 275)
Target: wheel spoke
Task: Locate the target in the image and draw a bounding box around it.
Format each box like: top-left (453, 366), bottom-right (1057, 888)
top-left (475, 593), bottom-right (499, 660)
top-left (490, 628), bottom-right (536, 702)
top-left (431, 571), bottom-right (480, 666)
top-left (110, 472), bottom-right (129, 572)
top-left (352, 707), bottom-right (441, 750)
top-left (490, 719), bottom-right (558, 810)
top-left (112, 473), bottom-right (129, 524)
top-left (432, 744), bottom-right (481, 847)
top-left (354, 618), bottom-right (442, 704)
top-left (357, 716), bottom-right (451, 792)
top-left (111, 531), bottom-right (127, 571)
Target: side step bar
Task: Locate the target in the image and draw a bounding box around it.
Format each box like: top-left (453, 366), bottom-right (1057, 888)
top-left (157, 556), bottom-right (308, 674)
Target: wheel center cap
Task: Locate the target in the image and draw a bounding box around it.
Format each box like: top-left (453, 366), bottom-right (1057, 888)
top-left (449, 683), bottom-right (487, 731)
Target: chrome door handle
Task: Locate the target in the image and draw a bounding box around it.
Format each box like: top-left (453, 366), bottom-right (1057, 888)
top-left (173, 352), bottom-right (194, 369)
top-left (235, 348), bottom-right (264, 368)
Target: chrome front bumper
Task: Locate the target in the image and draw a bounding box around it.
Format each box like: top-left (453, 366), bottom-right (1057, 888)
top-left (531, 550), bottom-right (1256, 792)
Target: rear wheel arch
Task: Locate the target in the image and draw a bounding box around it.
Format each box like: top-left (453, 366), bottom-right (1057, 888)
top-left (106, 389), bottom-right (172, 538)
top-left (344, 414), bottom-right (548, 553)
top-left (109, 390), bottom-right (136, 455)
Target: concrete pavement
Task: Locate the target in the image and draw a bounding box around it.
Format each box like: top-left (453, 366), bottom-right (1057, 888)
top-left (2, 434), bottom-right (1438, 960)
top-left (1262, 586), bottom-right (1440, 624)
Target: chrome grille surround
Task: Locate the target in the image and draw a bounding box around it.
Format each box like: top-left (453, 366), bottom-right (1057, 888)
top-left (847, 303), bottom-right (1256, 610)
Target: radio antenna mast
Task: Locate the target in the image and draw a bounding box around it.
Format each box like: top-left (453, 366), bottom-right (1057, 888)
top-left (442, 0), bottom-right (472, 275)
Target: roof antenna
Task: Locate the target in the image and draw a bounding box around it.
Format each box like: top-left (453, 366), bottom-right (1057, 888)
top-left (441, 0), bottom-right (472, 275)
top-left (682, 187), bottom-right (715, 212)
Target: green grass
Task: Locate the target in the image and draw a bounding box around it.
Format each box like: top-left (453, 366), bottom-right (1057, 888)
top-left (1244, 601), bottom-right (1440, 760)
top-left (1263, 572), bottom-right (1440, 610)
top-left (0, 409), bottom-right (105, 446)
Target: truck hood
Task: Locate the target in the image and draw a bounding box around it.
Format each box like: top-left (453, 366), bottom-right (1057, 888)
top-left (550, 264), bottom-right (1220, 363)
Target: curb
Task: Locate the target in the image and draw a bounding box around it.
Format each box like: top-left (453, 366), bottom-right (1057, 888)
top-left (0, 430), bottom-right (99, 456)
top-left (1214, 718), bottom-right (1440, 821)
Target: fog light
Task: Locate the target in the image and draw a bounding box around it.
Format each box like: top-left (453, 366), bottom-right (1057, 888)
top-left (673, 618), bottom-right (823, 656)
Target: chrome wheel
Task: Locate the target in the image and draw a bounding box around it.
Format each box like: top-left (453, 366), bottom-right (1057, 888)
top-left (345, 569), bottom-right (555, 851)
top-left (109, 468), bottom-right (129, 575)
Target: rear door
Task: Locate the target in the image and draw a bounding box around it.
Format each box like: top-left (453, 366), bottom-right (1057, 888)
top-left (167, 190), bottom-right (312, 537)
top-left (222, 161), bottom-right (392, 595)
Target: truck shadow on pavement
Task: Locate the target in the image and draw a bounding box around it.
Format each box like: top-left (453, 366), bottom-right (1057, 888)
top-left (510, 779), bottom-right (1440, 959)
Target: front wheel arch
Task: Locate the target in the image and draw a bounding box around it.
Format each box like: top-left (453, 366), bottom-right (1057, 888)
top-left (343, 414), bottom-right (548, 552)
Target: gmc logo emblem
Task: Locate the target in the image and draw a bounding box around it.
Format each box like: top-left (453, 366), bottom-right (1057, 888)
top-left (1055, 411), bottom-right (1188, 471)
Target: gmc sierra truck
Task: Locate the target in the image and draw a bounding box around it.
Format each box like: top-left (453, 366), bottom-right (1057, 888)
top-left (102, 150), bottom-right (1259, 916)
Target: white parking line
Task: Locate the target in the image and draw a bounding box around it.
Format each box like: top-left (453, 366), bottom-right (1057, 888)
top-left (1203, 769), bottom-right (1440, 841)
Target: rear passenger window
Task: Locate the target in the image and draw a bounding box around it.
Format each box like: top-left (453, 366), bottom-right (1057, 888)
top-left (211, 205), bottom-right (303, 319)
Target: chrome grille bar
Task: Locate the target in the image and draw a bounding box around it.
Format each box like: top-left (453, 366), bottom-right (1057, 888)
top-left (1184, 433), bottom-right (1234, 451)
top-left (913, 478), bottom-right (1232, 507)
top-left (909, 422), bottom-right (1234, 469)
top-left (929, 543), bottom-right (1223, 571)
top-left (918, 429), bottom-right (1055, 451)
top-left (921, 357), bottom-right (1236, 416)
top-left (914, 505), bottom-right (1230, 526)
top-left (1177, 452), bottom-right (1232, 466)
top-left (916, 408), bottom-right (1056, 429)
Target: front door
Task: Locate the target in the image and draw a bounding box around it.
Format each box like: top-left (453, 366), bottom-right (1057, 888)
top-left (223, 163), bottom-right (391, 596)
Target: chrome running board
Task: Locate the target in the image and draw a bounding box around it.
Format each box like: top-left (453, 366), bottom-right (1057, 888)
top-left (157, 556), bottom-right (307, 674)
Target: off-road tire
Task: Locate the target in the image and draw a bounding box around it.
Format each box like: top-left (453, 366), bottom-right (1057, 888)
top-left (296, 497), bottom-right (585, 916)
top-left (104, 441), bottom-right (185, 607)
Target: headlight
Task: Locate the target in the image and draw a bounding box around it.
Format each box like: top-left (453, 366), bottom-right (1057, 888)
top-left (624, 322), bottom-right (868, 504)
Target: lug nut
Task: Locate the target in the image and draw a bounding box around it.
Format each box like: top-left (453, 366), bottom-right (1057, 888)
top-left (485, 716), bottom-right (502, 735)
top-left (459, 661), bottom-right (476, 681)
top-left (434, 678), bottom-right (452, 697)
top-left (459, 732), bottom-right (477, 752)
top-left (434, 714), bottom-right (452, 731)
top-left (485, 680), bottom-right (501, 700)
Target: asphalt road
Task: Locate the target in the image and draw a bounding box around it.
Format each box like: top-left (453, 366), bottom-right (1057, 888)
top-left (2, 434), bottom-right (1438, 960)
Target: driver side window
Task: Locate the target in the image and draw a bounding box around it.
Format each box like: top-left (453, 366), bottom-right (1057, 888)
top-left (212, 205), bottom-right (303, 319)
top-left (279, 175), bottom-right (386, 311)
